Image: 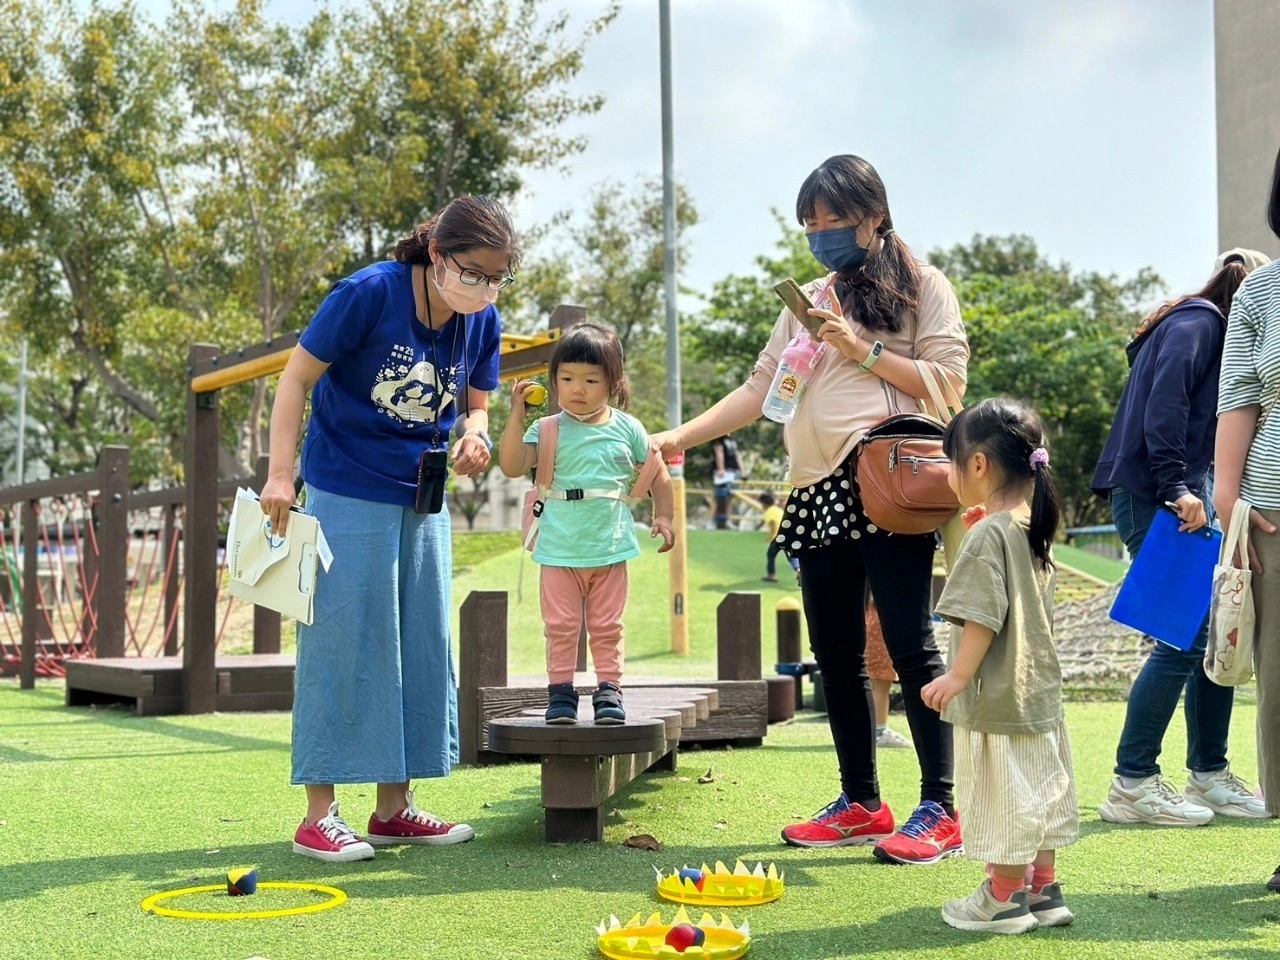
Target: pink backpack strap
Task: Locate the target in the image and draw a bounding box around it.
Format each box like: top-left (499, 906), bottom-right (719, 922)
top-left (628, 444), bottom-right (665, 500)
top-left (535, 415), bottom-right (559, 489)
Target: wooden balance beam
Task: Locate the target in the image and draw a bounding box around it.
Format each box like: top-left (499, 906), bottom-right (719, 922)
top-left (457, 590), bottom-right (773, 841)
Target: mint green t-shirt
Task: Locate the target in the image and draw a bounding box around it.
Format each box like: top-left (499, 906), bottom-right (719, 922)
top-left (524, 410), bottom-right (651, 567)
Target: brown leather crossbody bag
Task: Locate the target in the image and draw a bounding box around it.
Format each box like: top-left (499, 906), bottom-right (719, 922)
top-left (852, 359), bottom-right (964, 536)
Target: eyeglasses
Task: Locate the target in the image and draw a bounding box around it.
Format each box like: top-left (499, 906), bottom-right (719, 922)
top-left (446, 253), bottom-right (516, 290)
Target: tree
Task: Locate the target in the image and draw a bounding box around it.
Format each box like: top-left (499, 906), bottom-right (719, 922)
top-left (511, 179), bottom-right (698, 432)
top-left (0, 0), bottom-right (618, 484)
top-left (930, 235), bottom-right (1163, 528)
top-left (330, 0), bottom-right (618, 267)
top-left (684, 215), bottom-right (819, 480)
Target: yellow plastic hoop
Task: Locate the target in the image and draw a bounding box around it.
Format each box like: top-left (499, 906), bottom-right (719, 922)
top-left (140, 881), bottom-right (347, 921)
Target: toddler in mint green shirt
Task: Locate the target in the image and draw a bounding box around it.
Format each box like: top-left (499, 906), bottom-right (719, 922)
top-left (498, 323), bottom-right (675, 725)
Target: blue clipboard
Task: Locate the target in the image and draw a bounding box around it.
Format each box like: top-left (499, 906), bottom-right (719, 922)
top-left (1109, 508), bottom-right (1221, 651)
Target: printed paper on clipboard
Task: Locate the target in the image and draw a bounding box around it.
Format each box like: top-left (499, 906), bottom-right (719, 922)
top-left (227, 488), bottom-right (332, 626)
top-left (1109, 507), bottom-right (1220, 651)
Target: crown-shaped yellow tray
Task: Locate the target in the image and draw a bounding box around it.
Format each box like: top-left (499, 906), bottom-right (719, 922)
top-left (597, 907), bottom-right (750, 960)
top-left (655, 860), bottom-right (784, 907)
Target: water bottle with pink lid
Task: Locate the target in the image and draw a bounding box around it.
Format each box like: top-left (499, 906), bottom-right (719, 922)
top-left (762, 334), bottom-right (826, 424)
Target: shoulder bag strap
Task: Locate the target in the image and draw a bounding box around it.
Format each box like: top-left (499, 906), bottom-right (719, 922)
top-left (914, 360), bottom-right (963, 425)
top-left (1221, 498), bottom-right (1253, 571)
top-left (534, 415), bottom-right (559, 492)
top-left (628, 445), bottom-right (665, 501)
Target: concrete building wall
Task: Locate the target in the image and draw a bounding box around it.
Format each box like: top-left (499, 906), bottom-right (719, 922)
top-left (1215, 0), bottom-right (1280, 258)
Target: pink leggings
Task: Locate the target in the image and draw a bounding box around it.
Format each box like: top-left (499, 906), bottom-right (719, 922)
top-left (540, 563), bottom-right (628, 685)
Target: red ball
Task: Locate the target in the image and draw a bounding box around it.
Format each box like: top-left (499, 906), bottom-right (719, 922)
top-left (664, 923), bottom-right (705, 951)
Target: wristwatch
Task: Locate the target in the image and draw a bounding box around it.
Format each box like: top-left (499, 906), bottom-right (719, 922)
top-left (860, 340), bottom-right (884, 371)
top-left (466, 429), bottom-right (493, 451)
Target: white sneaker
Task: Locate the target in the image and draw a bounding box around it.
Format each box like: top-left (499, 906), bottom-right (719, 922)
top-left (941, 880), bottom-right (1038, 935)
top-left (1099, 775), bottom-right (1214, 826)
top-left (1185, 768), bottom-right (1271, 819)
top-left (876, 726), bottom-right (912, 749)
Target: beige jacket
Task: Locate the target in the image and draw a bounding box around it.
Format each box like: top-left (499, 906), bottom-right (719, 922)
top-left (746, 263), bottom-right (969, 487)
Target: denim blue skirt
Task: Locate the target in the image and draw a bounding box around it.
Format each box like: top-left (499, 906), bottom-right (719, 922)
top-left (291, 485), bottom-right (458, 785)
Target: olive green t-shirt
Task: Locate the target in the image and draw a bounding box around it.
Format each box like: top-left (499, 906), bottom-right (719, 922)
top-left (934, 512), bottom-right (1062, 735)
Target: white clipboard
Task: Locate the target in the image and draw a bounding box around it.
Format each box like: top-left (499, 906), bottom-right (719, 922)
top-left (226, 488), bottom-right (332, 625)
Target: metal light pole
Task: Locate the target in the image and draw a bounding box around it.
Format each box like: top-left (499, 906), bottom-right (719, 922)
top-left (15, 337), bottom-right (27, 486)
top-left (659, 0), bottom-right (688, 655)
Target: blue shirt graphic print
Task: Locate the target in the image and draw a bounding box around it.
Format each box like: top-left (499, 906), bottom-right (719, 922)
top-left (299, 260), bottom-right (502, 506)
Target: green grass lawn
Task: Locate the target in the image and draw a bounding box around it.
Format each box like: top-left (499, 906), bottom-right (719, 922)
top-left (1, 686), bottom-right (1276, 960)
top-left (451, 528), bottom-right (801, 680)
top-left (1053, 545), bottom-right (1128, 586)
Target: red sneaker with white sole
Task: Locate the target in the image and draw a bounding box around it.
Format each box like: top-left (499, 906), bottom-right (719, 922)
top-left (873, 801), bottom-right (963, 865)
top-left (366, 788), bottom-right (476, 846)
top-left (781, 794), bottom-right (895, 847)
top-left (292, 800), bottom-right (375, 862)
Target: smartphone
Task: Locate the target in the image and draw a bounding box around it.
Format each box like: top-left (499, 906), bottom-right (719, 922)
top-left (773, 279), bottom-right (823, 335)
top-left (415, 449), bottom-right (449, 515)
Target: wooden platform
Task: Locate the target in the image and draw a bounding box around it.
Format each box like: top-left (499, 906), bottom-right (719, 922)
top-left (488, 685), bottom-right (717, 842)
top-left (64, 655), bottom-right (295, 716)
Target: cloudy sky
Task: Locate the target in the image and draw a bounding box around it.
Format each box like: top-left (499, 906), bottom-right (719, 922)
top-left (144, 0), bottom-right (1224, 302)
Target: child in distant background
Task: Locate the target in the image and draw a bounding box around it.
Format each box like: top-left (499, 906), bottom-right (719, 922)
top-left (865, 588), bottom-right (912, 750)
top-left (760, 491), bottom-right (800, 584)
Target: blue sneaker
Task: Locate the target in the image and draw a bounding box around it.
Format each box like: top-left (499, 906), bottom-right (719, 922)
top-left (545, 683), bottom-right (578, 724)
top-left (592, 681), bottom-right (625, 725)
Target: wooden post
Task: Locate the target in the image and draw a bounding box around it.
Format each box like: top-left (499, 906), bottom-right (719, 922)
top-left (716, 592), bottom-right (761, 681)
top-left (184, 344), bottom-right (220, 714)
top-left (162, 503), bottom-right (179, 656)
top-left (252, 455), bottom-right (281, 654)
top-left (668, 473), bottom-right (689, 655)
top-left (94, 446), bottom-right (129, 659)
top-left (20, 500), bottom-right (38, 689)
top-left (458, 590), bottom-right (508, 765)
top-left (776, 596), bottom-right (805, 712)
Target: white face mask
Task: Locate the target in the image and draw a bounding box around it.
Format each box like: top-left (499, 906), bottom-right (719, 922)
top-left (559, 402), bottom-right (610, 423)
top-left (433, 261), bottom-right (499, 315)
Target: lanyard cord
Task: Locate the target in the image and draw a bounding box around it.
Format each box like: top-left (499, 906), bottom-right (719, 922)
top-left (423, 263), bottom-right (466, 449)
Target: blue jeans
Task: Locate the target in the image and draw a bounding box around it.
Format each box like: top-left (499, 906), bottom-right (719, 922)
top-left (1110, 487), bottom-right (1233, 778)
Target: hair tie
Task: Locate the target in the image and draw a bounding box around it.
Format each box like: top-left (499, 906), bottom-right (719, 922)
top-left (1029, 447), bottom-right (1049, 472)
top-left (880, 228), bottom-right (895, 240)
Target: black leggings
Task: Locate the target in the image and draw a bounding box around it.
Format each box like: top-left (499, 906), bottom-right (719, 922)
top-left (797, 528), bottom-right (953, 810)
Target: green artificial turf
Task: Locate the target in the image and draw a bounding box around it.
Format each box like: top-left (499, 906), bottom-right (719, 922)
top-left (1, 687), bottom-right (1277, 960)
top-left (451, 529), bottom-right (804, 680)
top-left (1053, 545), bottom-right (1128, 586)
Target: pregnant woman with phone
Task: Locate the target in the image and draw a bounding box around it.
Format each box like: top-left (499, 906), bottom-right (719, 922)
top-left (1092, 246), bottom-right (1271, 827)
top-left (651, 155), bottom-right (971, 864)
top-left (260, 196), bottom-right (517, 861)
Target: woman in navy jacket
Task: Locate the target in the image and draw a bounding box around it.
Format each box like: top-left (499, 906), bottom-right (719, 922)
top-left (1092, 249), bottom-right (1270, 827)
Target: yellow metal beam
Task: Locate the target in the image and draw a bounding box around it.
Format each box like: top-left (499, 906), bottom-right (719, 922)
top-left (191, 348), bottom-right (295, 394)
top-left (190, 329), bottom-right (561, 393)
top-left (500, 329), bottom-right (561, 353)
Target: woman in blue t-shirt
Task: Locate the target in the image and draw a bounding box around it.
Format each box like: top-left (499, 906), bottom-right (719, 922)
top-left (260, 196), bottom-right (517, 862)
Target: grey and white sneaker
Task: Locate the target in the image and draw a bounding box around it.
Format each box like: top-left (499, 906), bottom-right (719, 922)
top-left (1184, 768), bottom-right (1271, 819)
top-left (1026, 882), bottom-right (1075, 927)
top-left (1099, 775), bottom-right (1214, 826)
top-left (875, 726), bottom-right (912, 749)
top-left (942, 880), bottom-right (1038, 935)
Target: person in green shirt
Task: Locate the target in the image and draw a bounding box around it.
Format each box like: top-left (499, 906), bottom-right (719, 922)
top-left (922, 398), bottom-right (1079, 935)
